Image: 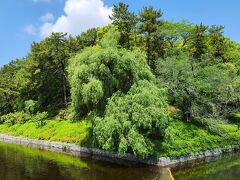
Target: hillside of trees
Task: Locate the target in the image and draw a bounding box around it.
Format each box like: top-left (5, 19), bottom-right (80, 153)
top-left (0, 3), bottom-right (240, 158)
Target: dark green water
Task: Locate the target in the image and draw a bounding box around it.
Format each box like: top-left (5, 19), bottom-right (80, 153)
top-left (0, 142), bottom-right (169, 180)
top-left (0, 142), bottom-right (240, 180)
top-left (172, 152), bottom-right (240, 180)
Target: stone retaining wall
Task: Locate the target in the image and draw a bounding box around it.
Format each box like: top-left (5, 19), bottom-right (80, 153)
top-left (0, 133), bottom-right (239, 167)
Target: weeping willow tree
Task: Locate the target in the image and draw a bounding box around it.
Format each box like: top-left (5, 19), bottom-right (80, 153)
top-left (94, 80), bottom-right (169, 157)
top-left (68, 30), bottom-right (154, 118)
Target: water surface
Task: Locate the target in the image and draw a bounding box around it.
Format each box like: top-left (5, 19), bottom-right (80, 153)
top-left (0, 142), bottom-right (169, 180)
top-left (0, 142), bottom-right (240, 180)
top-left (172, 152), bottom-right (240, 180)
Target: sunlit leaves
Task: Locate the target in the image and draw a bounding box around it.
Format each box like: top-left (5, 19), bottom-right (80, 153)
top-left (94, 80), bottom-right (169, 158)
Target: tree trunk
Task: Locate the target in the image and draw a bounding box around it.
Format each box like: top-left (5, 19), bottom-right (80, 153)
top-left (62, 74), bottom-right (67, 106)
top-left (60, 61), bottom-right (67, 106)
top-left (146, 36), bottom-right (151, 67)
top-left (182, 97), bottom-right (192, 122)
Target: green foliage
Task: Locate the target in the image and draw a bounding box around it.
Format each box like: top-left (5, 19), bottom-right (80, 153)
top-left (159, 119), bottom-right (239, 157)
top-left (0, 59), bottom-right (30, 115)
top-left (156, 55), bottom-right (197, 121)
top-left (162, 20), bottom-right (194, 56)
top-left (24, 100), bottom-right (39, 114)
top-left (78, 28), bottom-right (98, 47)
top-left (59, 109), bottom-right (68, 120)
top-left (0, 111), bottom-right (48, 127)
top-left (0, 112), bottom-right (31, 126)
top-left (28, 32), bottom-right (70, 110)
top-left (58, 108), bottom-right (73, 121)
top-left (68, 34), bottom-right (153, 118)
top-left (99, 27), bottom-right (120, 48)
top-left (0, 3), bottom-right (240, 159)
top-left (31, 112), bottom-right (48, 128)
top-left (110, 3), bottom-right (137, 49)
top-left (156, 55), bottom-right (240, 121)
top-left (94, 80), bottom-right (169, 158)
top-left (190, 23), bottom-right (208, 59)
top-left (82, 77), bottom-right (104, 105)
top-left (228, 113), bottom-right (240, 124)
top-left (194, 118), bottom-right (238, 137)
top-left (193, 63), bottom-right (240, 118)
top-left (0, 120), bottom-right (91, 144)
top-left (209, 25), bottom-right (228, 59)
top-left (139, 6), bottom-right (164, 71)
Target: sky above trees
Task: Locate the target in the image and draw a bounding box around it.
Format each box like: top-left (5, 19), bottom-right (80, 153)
top-left (1, 0), bottom-right (240, 67)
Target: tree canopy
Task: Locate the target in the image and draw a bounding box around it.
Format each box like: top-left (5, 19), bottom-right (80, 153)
top-left (94, 80), bottom-right (169, 157)
top-left (1, 2), bottom-right (240, 158)
top-left (68, 30), bottom-right (154, 118)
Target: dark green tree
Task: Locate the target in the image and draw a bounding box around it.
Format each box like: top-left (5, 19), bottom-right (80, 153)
top-left (110, 3), bottom-right (137, 49)
top-left (162, 20), bottom-right (193, 56)
top-left (139, 6), bottom-right (164, 72)
top-left (78, 28), bottom-right (98, 47)
top-left (156, 54), bottom-right (240, 121)
top-left (0, 59), bottom-right (30, 114)
top-left (66, 35), bottom-right (83, 55)
top-left (190, 23), bottom-right (208, 60)
top-left (49, 33), bottom-right (69, 105)
top-left (28, 32), bottom-right (70, 110)
top-left (209, 25), bottom-right (228, 60)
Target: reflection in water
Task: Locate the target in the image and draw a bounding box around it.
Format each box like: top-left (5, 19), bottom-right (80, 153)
top-left (0, 142), bottom-right (170, 180)
top-left (172, 153), bottom-right (240, 180)
top-left (1, 141), bottom-right (240, 180)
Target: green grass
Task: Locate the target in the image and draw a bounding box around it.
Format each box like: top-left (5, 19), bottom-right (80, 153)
top-left (0, 120), bottom-right (92, 146)
top-left (154, 119), bottom-right (240, 157)
top-left (0, 118), bottom-right (240, 158)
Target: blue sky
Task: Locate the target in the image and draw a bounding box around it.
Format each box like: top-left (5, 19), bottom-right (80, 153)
top-left (0, 0), bottom-right (240, 67)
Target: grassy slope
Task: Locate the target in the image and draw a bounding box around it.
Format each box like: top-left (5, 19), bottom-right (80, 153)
top-left (0, 119), bottom-right (239, 158)
top-left (0, 120), bottom-right (92, 146)
top-left (156, 119), bottom-right (240, 157)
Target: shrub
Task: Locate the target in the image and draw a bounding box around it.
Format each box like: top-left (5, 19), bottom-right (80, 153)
top-left (2, 114), bottom-right (16, 126)
top-left (0, 115), bottom-right (9, 124)
top-left (58, 108), bottom-right (74, 121)
top-left (59, 109), bottom-right (68, 120)
top-left (228, 113), bottom-right (240, 129)
top-left (194, 117), bottom-right (238, 137)
top-left (93, 80), bottom-right (169, 158)
top-left (24, 100), bottom-right (39, 114)
top-left (0, 112), bottom-right (31, 126)
top-left (32, 112), bottom-right (48, 128)
top-left (0, 116), bottom-right (4, 124)
top-left (228, 113), bottom-right (240, 124)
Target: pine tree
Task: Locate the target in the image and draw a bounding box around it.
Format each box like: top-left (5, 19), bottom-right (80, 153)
top-left (190, 23), bottom-right (208, 60)
top-left (209, 25), bottom-right (228, 60)
top-left (110, 3), bottom-right (137, 49)
top-left (139, 6), bottom-right (164, 72)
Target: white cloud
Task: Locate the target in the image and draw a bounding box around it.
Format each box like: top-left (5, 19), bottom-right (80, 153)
top-left (40, 0), bottom-right (112, 38)
top-left (33, 0), bottom-right (50, 3)
top-left (40, 13), bottom-right (54, 22)
top-left (24, 24), bottom-right (37, 35)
